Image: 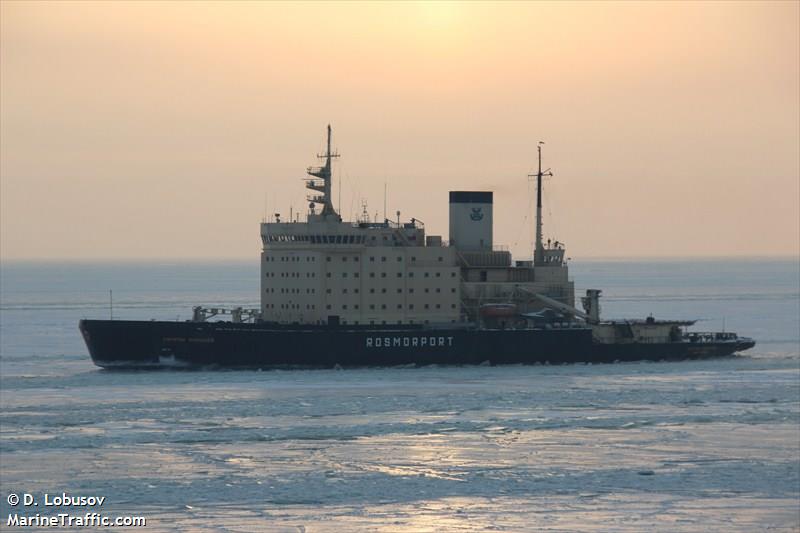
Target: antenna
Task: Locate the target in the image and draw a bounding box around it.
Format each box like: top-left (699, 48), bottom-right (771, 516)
top-left (529, 141), bottom-right (553, 266)
top-left (383, 181), bottom-right (387, 222)
top-left (360, 199), bottom-right (372, 224)
top-left (109, 289), bottom-right (113, 320)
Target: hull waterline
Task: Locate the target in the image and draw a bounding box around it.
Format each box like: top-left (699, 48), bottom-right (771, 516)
top-left (79, 319), bottom-right (754, 369)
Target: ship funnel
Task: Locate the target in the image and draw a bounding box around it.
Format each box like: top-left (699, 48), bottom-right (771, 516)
top-left (449, 191), bottom-right (493, 250)
top-left (581, 289), bottom-right (602, 323)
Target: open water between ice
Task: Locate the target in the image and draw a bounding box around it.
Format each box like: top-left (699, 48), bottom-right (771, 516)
top-left (1, 259), bottom-right (798, 531)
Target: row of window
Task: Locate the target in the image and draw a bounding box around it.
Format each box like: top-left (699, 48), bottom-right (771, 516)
top-left (265, 304), bottom-right (319, 310)
top-left (266, 271), bottom-right (455, 280)
top-left (265, 234), bottom-right (367, 244)
top-left (328, 255), bottom-right (444, 263)
top-left (265, 254), bottom-right (447, 263)
top-left (265, 256), bottom-right (316, 262)
top-left (328, 287), bottom-right (455, 294)
top-left (263, 317), bottom-right (457, 326)
top-left (354, 319), bottom-right (458, 325)
top-left (323, 303), bottom-right (457, 311)
top-left (265, 287), bottom-right (456, 296)
top-left (318, 271), bottom-right (454, 279)
top-left (265, 288), bottom-right (317, 294)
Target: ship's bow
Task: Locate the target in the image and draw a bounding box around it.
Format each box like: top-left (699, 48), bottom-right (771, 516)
top-left (79, 319), bottom-right (161, 368)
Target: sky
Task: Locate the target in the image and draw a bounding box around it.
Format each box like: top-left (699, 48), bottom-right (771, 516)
top-left (1, 1), bottom-right (798, 261)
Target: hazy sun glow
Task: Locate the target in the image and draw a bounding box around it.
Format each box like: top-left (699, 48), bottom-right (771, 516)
top-left (1, 1), bottom-right (798, 260)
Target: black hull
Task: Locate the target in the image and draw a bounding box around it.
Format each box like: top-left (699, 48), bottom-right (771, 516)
top-left (79, 320), bottom-right (755, 369)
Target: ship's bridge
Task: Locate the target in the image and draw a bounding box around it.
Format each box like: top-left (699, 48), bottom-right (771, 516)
top-left (260, 218), bottom-right (428, 249)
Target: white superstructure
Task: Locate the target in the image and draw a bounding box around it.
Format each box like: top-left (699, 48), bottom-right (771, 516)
top-left (260, 126), bottom-right (574, 325)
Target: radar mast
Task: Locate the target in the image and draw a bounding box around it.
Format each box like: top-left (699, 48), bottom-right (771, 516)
top-left (529, 142), bottom-right (553, 266)
top-left (305, 125), bottom-right (340, 219)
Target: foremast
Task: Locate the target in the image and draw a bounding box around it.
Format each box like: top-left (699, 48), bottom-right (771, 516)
top-left (305, 124), bottom-right (340, 220)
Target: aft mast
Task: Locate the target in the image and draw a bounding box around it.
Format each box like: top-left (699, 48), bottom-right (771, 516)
top-left (530, 142), bottom-right (553, 266)
top-left (305, 124), bottom-right (340, 220)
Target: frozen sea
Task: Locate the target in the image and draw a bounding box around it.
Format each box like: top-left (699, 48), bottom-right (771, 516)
top-left (1, 259), bottom-right (798, 532)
